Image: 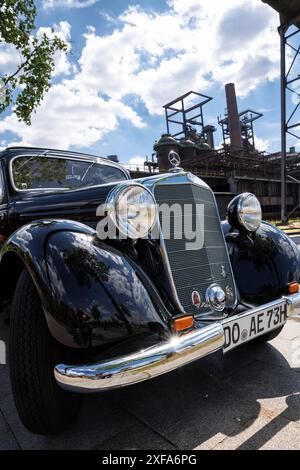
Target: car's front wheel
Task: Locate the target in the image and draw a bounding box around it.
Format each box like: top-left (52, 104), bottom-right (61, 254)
top-left (9, 269), bottom-right (81, 435)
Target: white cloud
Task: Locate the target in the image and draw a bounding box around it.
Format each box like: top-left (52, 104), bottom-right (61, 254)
top-left (37, 21), bottom-right (72, 76)
top-left (0, 84), bottom-right (144, 149)
top-left (168, 0), bottom-right (203, 17)
top-left (254, 136), bottom-right (271, 152)
top-left (72, 0), bottom-right (279, 114)
top-left (44, 0), bottom-right (99, 9)
top-left (128, 156), bottom-right (146, 166)
top-left (1, 0), bottom-right (280, 151)
top-left (0, 43), bottom-right (20, 76)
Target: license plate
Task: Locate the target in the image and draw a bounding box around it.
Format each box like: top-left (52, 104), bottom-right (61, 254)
top-left (222, 302), bottom-right (287, 353)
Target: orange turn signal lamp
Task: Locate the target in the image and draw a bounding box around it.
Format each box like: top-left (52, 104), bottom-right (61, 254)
top-left (173, 315), bottom-right (194, 333)
top-left (288, 282), bottom-right (299, 294)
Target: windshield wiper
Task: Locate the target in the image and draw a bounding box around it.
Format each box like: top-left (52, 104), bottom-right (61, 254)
top-left (17, 150), bottom-right (49, 171)
top-left (81, 161), bottom-right (96, 182)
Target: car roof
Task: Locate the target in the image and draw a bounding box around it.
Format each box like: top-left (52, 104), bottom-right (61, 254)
top-left (0, 146), bottom-right (129, 176)
top-left (2, 146), bottom-right (107, 161)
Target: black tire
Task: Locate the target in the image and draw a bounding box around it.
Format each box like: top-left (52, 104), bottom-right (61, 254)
top-left (252, 325), bottom-right (284, 344)
top-left (9, 269), bottom-right (81, 435)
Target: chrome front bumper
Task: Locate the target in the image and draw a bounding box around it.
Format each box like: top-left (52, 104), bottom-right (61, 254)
top-left (54, 293), bottom-right (300, 393)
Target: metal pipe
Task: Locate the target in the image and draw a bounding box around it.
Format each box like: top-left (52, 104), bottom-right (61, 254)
top-left (225, 83), bottom-right (243, 156)
top-left (204, 125), bottom-right (216, 149)
top-left (280, 25), bottom-right (287, 223)
top-left (165, 108), bottom-right (170, 134)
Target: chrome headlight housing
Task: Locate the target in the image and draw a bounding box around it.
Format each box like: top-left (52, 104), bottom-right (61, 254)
top-left (227, 193), bottom-right (262, 233)
top-left (106, 183), bottom-right (157, 239)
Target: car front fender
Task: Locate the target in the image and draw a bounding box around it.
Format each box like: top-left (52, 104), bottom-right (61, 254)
top-left (0, 219), bottom-right (170, 348)
top-left (222, 220), bottom-right (300, 307)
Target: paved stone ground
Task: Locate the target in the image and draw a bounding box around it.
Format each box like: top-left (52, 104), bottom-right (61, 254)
top-left (0, 313), bottom-right (299, 450)
top-left (0, 236), bottom-right (299, 450)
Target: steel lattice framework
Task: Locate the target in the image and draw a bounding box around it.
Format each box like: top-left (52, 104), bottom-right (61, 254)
top-left (281, 24), bottom-right (300, 219)
top-left (263, 0), bottom-right (300, 221)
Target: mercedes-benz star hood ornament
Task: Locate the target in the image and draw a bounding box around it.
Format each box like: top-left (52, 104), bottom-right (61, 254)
top-left (168, 151), bottom-right (182, 172)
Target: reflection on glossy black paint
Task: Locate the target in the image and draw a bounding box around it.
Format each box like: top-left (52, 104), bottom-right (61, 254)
top-left (223, 220), bottom-right (300, 306)
top-left (62, 244), bottom-right (110, 286)
top-left (135, 239), bottom-right (178, 314)
top-left (46, 231), bottom-right (168, 347)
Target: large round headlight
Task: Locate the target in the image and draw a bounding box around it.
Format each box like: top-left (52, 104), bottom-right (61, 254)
top-left (227, 193), bottom-right (262, 233)
top-left (107, 183), bottom-right (157, 239)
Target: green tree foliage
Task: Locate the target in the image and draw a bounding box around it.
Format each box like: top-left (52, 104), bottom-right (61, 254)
top-left (0, 0), bottom-right (67, 124)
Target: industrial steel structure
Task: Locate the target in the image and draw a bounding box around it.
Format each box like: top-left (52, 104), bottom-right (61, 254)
top-left (263, 0), bottom-right (300, 222)
top-left (119, 1), bottom-right (300, 221)
top-left (125, 81), bottom-right (300, 219)
top-left (163, 91), bottom-right (213, 141)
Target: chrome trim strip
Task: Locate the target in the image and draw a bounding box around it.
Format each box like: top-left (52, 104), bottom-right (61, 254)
top-left (55, 323), bottom-right (224, 392)
top-left (142, 172), bottom-right (194, 313)
top-left (209, 187), bottom-right (239, 313)
top-left (9, 153), bottom-right (129, 193)
top-left (283, 291), bottom-right (300, 315)
top-left (54, 292), bottom-right (300, 392)
top-left (137, 171), bottom-right (210, 190)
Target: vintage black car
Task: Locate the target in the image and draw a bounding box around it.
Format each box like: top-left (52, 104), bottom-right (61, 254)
top-left (0, 146), bottom-right (299, 435)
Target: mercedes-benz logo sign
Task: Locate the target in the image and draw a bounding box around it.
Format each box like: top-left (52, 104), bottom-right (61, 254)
top-left (168, 151), bottom-right (181, 168)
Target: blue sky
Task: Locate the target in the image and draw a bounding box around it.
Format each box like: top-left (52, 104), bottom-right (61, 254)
top-left (0, 0), bottom-right (299, 163)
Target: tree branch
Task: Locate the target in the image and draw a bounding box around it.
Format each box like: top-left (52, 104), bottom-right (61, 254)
top-left (3, 50), bottom-right (35, 85)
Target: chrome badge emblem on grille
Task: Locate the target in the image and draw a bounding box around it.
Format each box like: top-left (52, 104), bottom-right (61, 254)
top-left (221, 265), bottom-right (226, 279)
top-left (168, 151), bottom-right (181, 168)
top-left (225, 286), bottom-right (233, 301)
top-left (191, 290), bottom-right (202, 309)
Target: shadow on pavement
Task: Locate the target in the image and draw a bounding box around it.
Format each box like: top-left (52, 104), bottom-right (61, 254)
top-left (106, 341), bottom-right (300, 449)
top-left (0, 313), bottom-right (299, 449)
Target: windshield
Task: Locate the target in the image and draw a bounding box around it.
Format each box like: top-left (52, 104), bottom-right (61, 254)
top-left (11, 155), bottom-right (127, 191)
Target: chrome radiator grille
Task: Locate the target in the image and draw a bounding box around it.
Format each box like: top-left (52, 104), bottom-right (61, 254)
top-left (154, 182), bottom-right (236, 316)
